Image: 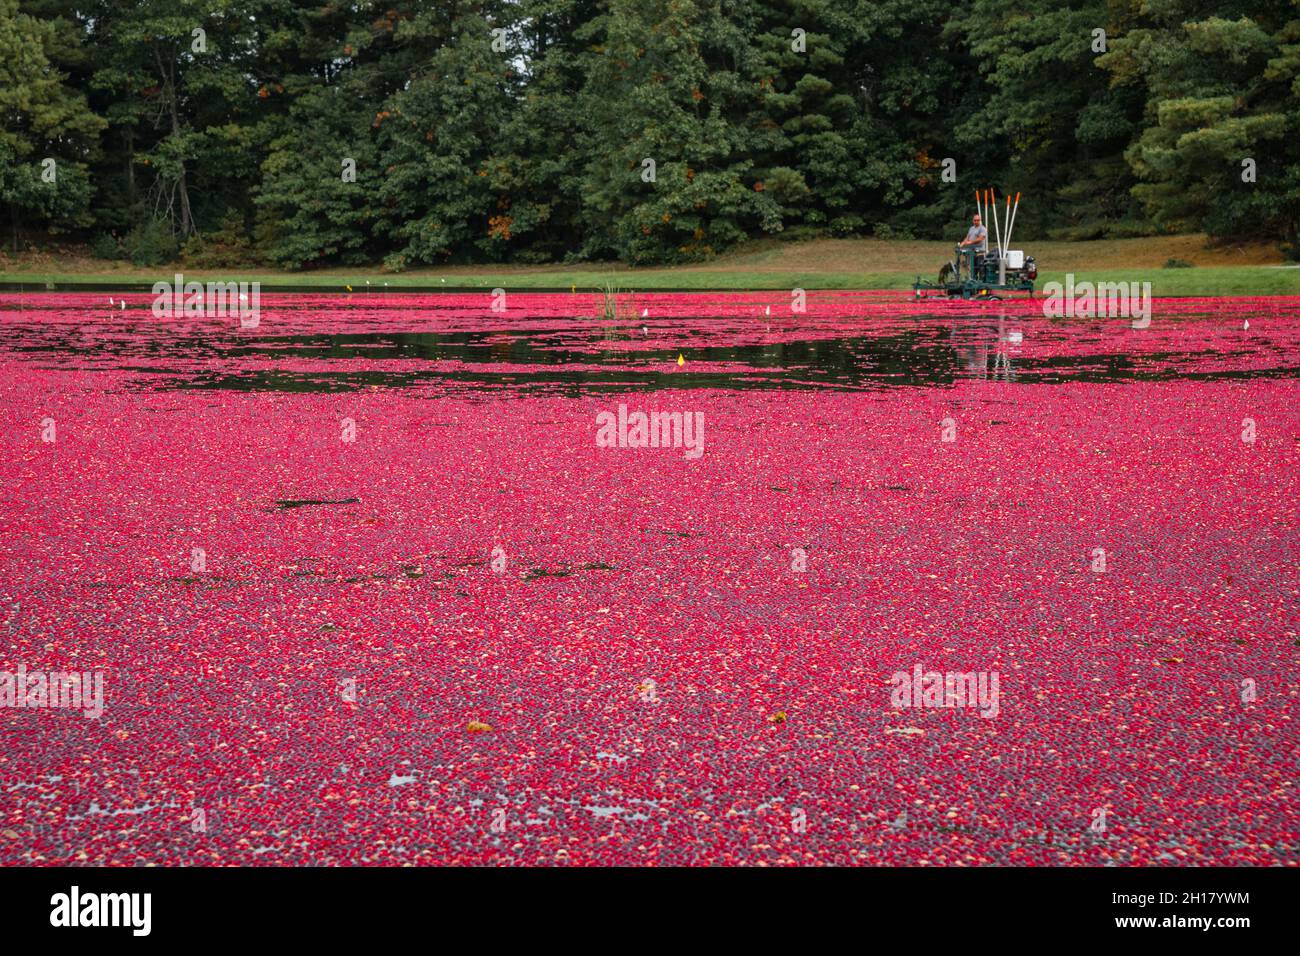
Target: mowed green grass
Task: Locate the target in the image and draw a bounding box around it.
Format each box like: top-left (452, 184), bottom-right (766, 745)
top-left (5, 267), bottom-right (1296, 297)
top-left (3, 234), bottom-right (1297, 296)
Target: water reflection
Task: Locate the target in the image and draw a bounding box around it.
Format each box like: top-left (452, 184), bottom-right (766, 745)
top-left (951, 314), bottom-right (1022, 382)
top-left (2, 304), bottom-right (1297, 394)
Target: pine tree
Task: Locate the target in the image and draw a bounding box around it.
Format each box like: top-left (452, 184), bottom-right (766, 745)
top-left (492, 0), bottom-right (603, 261)
top-left (373, 0), bottom-right (516, 268)
top-left (947, 0), bottom-right (1144, 240)
top-left (254, 2), bottom-right (441, 268)
top-left (574, 0), bottom-right (778, 264)
top-left (1101, 0), bottom-right (1299, 247)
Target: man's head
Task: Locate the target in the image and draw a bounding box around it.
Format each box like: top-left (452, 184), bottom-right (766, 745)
top-left (973, 215), bottom-right (982, 226)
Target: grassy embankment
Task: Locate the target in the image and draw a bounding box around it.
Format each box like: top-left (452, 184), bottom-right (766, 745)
top-left (2, 234), bottom-right (1296, 296)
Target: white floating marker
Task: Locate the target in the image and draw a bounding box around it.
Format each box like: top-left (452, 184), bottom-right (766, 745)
top-left (642, 308), bottom-right (648, 318)
top-left (1243, 319), bottom-right (1250, 331)
top-left (765, 305), bottom-right (771, 316)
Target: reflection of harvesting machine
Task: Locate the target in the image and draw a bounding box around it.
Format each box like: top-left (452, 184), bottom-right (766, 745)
top-left (913, 189), bottom-right (1037, 300)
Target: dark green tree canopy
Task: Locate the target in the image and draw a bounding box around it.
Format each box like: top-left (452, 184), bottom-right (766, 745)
top-left (4, 0), bottom-right (1296, 265)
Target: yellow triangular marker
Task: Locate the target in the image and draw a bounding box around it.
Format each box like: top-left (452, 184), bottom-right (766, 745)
top-left (346, 285), bottom-right (352, 292)
top-left (677, 354), bottom-right (685, 366)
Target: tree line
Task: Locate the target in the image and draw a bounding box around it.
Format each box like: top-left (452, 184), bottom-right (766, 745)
top-left (2, 0), bottom-right (1296, 269)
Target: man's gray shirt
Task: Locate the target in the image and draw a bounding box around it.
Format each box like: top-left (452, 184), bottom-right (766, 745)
top-left (964, 224), bottom-right (988, 252)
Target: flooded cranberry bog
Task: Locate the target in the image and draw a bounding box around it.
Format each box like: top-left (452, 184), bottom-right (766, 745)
top-left (1, 290), bottom-right (1297, 866)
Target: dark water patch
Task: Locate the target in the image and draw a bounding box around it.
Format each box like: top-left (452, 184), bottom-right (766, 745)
top-left (130, 353), bottom-right (1300, 394)
top-left (6, 310), bottom-right (1300, 393)
top-left (523, 562), bottom-right (616, 581)
top-left (273, 498), bottom-right (360, 510)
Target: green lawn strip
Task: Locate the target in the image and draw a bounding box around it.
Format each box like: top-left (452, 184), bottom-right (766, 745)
top-left (2, 266), bottom-right (1296, 296)
top-left (1036, 268), bottom-right (1300, 297)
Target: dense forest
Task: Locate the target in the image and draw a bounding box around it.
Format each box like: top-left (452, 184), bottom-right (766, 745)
top-left (2, 0), bottom-right (1296, 269)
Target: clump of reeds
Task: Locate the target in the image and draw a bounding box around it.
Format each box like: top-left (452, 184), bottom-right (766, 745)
top-left (599, 279), bottom-right (635, 321)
